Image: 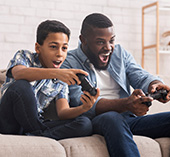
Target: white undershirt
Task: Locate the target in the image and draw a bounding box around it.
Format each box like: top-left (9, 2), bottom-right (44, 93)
top-left (93, 68), bottom-right (120, 99)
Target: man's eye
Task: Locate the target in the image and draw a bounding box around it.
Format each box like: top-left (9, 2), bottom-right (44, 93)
top-left (110, 39), bottom-right (115, 44)
top-left (97, 41), bottom-right (104, 44)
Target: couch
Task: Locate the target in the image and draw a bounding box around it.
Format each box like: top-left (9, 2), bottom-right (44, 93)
top-left (0, 69), bottom-right (170, 157)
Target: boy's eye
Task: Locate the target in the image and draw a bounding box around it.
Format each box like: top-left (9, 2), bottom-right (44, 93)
top-left (62, 46), bottom-right (68, 51)
top-left (50, 45), bottom-right (57, 49)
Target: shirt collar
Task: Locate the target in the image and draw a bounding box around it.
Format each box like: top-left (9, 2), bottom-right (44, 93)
top-left (77, 43), bottom-right (91, 68)
top-left (34, 53), bottom-right (43, 68)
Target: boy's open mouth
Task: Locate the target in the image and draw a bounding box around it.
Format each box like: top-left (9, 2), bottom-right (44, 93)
top-left (52, 60), bottom-right (62, 68)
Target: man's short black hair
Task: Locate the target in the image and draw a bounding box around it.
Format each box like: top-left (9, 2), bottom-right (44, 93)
top-left (81, 13), bottom-right (113, 36)
top-left (37, 20), bottom-right (70, 45)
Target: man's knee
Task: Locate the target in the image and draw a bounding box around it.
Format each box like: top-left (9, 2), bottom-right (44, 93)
top-left (93, 111), bottom-right (129, 134)
top-left (99, 111), bottom-right (125, 125)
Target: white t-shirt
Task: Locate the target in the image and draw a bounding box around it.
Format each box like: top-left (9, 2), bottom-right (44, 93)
top-left (93, 68), bottom-right (120, 99)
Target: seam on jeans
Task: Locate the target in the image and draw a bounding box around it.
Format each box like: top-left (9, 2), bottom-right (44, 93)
top-left (10, 89), bottom-right (36, 131)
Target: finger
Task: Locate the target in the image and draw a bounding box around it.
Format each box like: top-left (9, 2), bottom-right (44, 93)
top-left (95, 88), bottom-right (100, 98)
top-left (81, 94), bottom-right (90, 102)
top-left (76, 69), bottom-right (89, 76)
top-left (73, 75), bottom-right (81, 85)
top-left (133, 89), bottom-right (145, 97)
top-left (150, 83), bottom-right (164, 93)
top-left (68, 79), bottom-right (75, 85)
top-left (150, 85), bottom-right (157, 93)
top-left (80, 95), bottom-right (87, 103)
top-left (84, 93), bottom-right (91, 101)
top-left (166, 92), bottom-right (170, 100)
top-left (65, 80), bottom-right (72, 85)
top-left (139, 96), bottom-right (153, 103)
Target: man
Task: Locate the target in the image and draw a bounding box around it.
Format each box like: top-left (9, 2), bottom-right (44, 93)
top-left (61, 13), bottom-right (170, 157)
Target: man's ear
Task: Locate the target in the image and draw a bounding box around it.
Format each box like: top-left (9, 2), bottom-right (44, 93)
top-left (79, 35), bottom-right (87, 45)
top-left (35, 42), bottom-right (41, 54)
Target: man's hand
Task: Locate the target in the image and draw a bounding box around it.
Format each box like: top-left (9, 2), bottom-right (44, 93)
top-left (126, 89), bottom-right (153, 116)
top-left (149, 81), bottom-right (170, 103)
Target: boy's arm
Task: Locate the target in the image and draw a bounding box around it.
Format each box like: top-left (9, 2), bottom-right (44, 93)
top-left (56, 89), bottom-right (100, 120)
top-left (11, 65), bottom-right (88, 85)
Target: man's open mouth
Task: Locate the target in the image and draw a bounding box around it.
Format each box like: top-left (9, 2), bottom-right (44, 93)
top-left (52, 60), bottom-right (62, 68)
top-left (99, 52), bottom-right (111, 64)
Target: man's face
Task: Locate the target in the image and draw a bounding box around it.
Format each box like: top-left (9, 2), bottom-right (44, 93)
top-left (82, 26), bottom-right (115, 70)
top-left (35, 32), bottom-right (68, 68)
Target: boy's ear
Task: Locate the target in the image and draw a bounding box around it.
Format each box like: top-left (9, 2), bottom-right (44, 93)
top-left (35, 42), bottom-right (41, 54)
top-left (79, 35), bottom-right (87, 45)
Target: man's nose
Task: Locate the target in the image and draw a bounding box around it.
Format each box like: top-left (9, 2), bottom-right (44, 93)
top-left (104, 43), bottom-right (112, 51)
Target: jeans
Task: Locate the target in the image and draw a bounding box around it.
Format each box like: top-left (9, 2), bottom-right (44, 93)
top-left (0, 80), bottom-right (92, 140)
top-left (92, 111), bottom-right (170, 157)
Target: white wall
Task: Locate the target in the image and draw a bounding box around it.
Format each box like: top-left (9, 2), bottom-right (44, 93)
top-left (0, 0), bottom-right (170, 76)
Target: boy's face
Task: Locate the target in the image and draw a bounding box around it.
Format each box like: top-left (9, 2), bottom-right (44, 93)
top-left (35, 32), bottom-right (68, 68)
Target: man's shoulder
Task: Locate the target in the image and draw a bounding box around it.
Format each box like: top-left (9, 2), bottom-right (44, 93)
top-left (67, 48), bottom-right (78, 56)
top-left (113, 44), bottom-right (130, 57)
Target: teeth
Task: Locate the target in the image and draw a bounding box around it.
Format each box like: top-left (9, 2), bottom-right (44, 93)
top-left (102, 52), bottom-right (111, 56)
top-left (53, 61), bottom-right (62, 65)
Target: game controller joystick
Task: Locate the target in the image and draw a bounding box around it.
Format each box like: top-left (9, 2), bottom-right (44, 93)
top-left (76, 73), bottom-right (97, 96)
top-left (143, 89), bottom-right (168, 107)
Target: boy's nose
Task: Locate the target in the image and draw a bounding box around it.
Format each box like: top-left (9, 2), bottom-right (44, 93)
top-left (56, 49), bottom-right (63, 56)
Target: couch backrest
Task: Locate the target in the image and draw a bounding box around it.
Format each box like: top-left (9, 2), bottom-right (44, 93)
top-left (0, 70), bottom-right (6, 86)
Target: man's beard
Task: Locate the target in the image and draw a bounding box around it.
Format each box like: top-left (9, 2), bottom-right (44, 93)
top-left (86, 47), bottom-right (111, 70)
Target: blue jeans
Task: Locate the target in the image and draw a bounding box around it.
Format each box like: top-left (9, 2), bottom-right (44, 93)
top-left (0, 80), bottom-right (92, 140)
top-left (92, 111), bottom-right (170, 157)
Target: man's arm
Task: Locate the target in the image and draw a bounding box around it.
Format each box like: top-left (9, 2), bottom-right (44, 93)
top-left (95, 89), bottom-right (153, 116)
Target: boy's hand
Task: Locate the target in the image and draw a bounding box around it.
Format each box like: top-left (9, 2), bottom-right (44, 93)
top-left (80, 88), bottom-right (100, 112)
top-left (56, 69), bottom-right (88, 85)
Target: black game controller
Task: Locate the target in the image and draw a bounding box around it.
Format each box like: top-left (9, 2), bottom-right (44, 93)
top-left (76, 73), bottom-right (97, 96)
top-left (143, 89), bottom-right (168, 107)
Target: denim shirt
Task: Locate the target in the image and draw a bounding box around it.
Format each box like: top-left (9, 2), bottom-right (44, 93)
top-left (61, 44), bottom-right (162, 119)
top-left (1, 50), bottom-right (68, 113)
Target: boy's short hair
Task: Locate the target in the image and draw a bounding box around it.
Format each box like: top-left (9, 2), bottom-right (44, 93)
top-left (37, 20), bottom-right (70, 45)
top-left (81, 13), bottom-right (113, 37)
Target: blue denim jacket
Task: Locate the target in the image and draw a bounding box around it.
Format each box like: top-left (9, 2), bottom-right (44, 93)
top-left (61, 44), bottom-right (162, 119)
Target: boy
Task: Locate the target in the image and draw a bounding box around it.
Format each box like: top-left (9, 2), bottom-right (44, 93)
top-left (0, 20), bottom-right (99, 140)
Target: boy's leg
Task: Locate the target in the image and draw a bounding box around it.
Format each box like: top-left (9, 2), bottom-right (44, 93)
top-left (41, 116), bottom-right (93, 140)
top-left (126, 112), bottom-right (170, 138)
top-left (0, 80), bottom-right (47, 134)
top-left (92, 111), bottom-right (140, 157)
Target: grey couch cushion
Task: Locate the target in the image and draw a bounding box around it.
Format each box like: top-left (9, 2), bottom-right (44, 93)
top-left (59, 134), bottom-right (162, 157)
top-left (0, 134), bottom-right (66, 157)
top-left (155, 138), bottom-right (170, 157)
